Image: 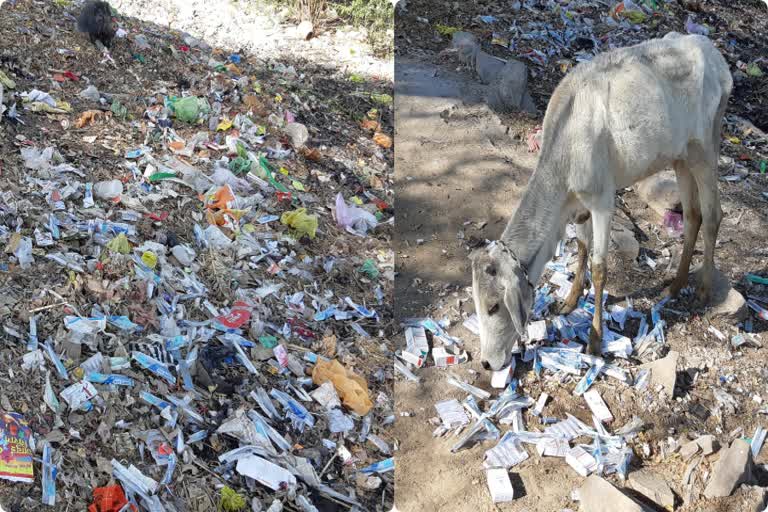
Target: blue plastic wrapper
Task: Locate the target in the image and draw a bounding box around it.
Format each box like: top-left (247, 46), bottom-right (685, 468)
top-left (132, 351), bottom-right (176, 385)
top-left (140, 391), bottom-right (173, 411)
top-left (86, 373), bottom-right (135, 386)
top-left (41, 442), bottom-right (56, 506)
top-left (187, 430), bottom-right (208, 444)
top-left (44, 340), bottom-right (68, 380)
top-left (359, 457), bottom-right (394, 474)
top-left (344, 296), bottom-right (379, 320)
top-left (107, 315), bottom-right (142, 333)
top-left (573, 361), bottom-right (604, 396)
top-left (270, 389), bottom-right (314, 430)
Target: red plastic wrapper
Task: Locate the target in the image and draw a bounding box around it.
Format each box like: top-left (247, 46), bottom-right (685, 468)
top-left (214, 301), bottom-right (251, 329)
top-left (88, 485), bottom-right (134, 512)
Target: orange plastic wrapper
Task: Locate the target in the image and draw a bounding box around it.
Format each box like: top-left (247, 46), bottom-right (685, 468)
top-left (205, 185), bottom-right (236, 211)
top-left (312, 359), bottom-right (372, 416)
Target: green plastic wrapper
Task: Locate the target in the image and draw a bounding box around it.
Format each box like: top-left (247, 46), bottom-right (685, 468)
top-left (359, 259), bottom-right (380, 279)
top-left (111, 99), bottom-right (128, 120)
top-left (258, 335), bottom-right (278, 348)
top-left (148, 172), bottom-right (176, 182)
top-left (168, 96), bottom-right (210, 123)
top-left (258, 156), bottom-right (289, 193)
top-left (107, 233), bottom-right (131, 254)
top-left (229, 156), bottom-right (252, 175)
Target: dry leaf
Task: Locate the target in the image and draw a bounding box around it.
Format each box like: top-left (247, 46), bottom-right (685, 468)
top-left (320, 334), bottom-right (337, 358)
top-left (361, 119), bottom-right (380, 132)
top-left (300, 147), bottom-right (322, 162)
top-left (369, 175), bottom-right (385, 190)
top-left (373, 132), bottom-right (392, 149)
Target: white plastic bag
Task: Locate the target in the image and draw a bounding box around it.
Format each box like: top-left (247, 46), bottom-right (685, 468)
top-left (334, 193), bottom-right (378, 234)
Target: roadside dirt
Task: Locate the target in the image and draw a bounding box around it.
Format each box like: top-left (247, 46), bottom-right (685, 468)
top-left (393, 1), bottom-right (768, 511)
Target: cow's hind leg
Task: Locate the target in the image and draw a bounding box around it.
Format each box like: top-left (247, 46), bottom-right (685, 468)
top-left (689, 148), bottom-right (722, 307)
top-left (665, 161), bottom-right (702, 297)
top-left (588, 208), bottom-right (613, 355)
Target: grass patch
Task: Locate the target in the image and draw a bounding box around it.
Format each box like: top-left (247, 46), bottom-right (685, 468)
top-left (333, 0), bottom-right (394, 56)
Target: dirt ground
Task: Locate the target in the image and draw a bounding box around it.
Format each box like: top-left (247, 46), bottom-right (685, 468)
top-left (393, 1), bottom-right (768, 511)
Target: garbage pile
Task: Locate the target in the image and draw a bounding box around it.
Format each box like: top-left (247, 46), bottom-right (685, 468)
top-left (0, 1), bottom-right (393, 511)
top-left (403, 0), bottom-right (768, 179)
top-left (396, 222), bottom-right (768, 506)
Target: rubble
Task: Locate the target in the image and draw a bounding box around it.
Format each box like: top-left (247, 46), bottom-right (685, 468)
top-left (451, 31), bottom-right (536, 114)
top-left (627, 469), bottom-right (674, 510)
top-left (577, 475), bottom-right (652, 512)
top-left (703, 439), bottom-right (755, 498)
top-left (697, 268), bottom-right (748, 321)
top-left (639, 351), bottom-right (679, 397)
top-left (610, 222), bottom-right (640, 261)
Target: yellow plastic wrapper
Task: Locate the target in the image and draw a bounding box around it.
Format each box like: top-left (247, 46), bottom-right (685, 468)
top-left (28, 101), bottom-right (72, 114)
top-left (106, 233), bottom-right (131, 254)
top-left (312, 359), bottom-right (372, 416)
top-left (141, 251), bottom-right (158, 269)
top-left (0, 70), bottom-right (15, 89)
top-left (280, 208), bottom-right (318, 239)
top-left (216, 119), bottom-right (233, 131)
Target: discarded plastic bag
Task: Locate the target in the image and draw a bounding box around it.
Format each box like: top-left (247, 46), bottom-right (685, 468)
top-left (94, 180), bottom-right (123, 200)
top-left (13, 236), bottom-right (34, 269)
top-left (334, 193), bottom-right (377, 234)
top-left (281, 208), bottom-right (318, 239)
top-left (20, 146), bottom-right (56, 172)
top-left (169, 96), bottom-right (210, 123)
top-left (312, 359), bottom-right (373, 415)
top-left (79, 85), bottom-right (100, 102)
top-left (685, 15), bottom-right (709, 36)
top-left (663, 210), bottom-right (683, 237)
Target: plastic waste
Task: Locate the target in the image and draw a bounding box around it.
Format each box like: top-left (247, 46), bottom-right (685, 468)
top-left (171, 244), bottom-right (196, 266)
top-left (13, 236), bottom-right (34, 269)
top-left (334, 193), bottom-right (378, 234)
top-left (60, 380), bottom-right (99, 411)
top-left (685, 15), bottom-right (709, 36)
top-left (0, 413), bottom-right (34, 483)
top-left (281, 208), bottom-right (318, 239)
top-left (234, 455), bottom-right (297, 491)
top-left (41, 441), bottom-right (56, 506)
top-left (93, 180), bottom-right (123, 200)
top-left (358, 457), bottom-right (394, 474)
top-left (663, 210), bottom-right (683, 237)
top-left (87, 485), bottom-right (129, 512)
top-left (168, 95), bottom-right (210, 123)
top-left (328, 408), bottom-right (355, 433)
top-left (312, 359), bottom-right (373, 415)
